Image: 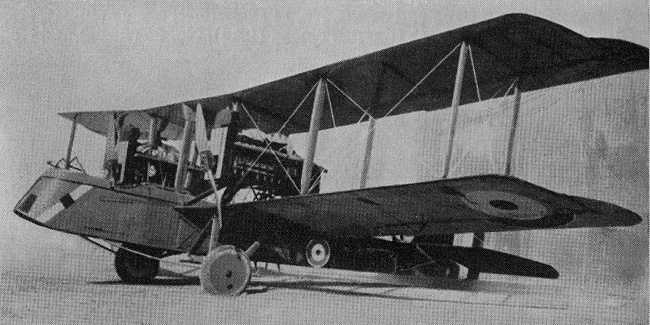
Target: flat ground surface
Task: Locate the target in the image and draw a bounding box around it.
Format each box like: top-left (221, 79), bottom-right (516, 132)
top-left (1, 249), bottom-right (646, 325)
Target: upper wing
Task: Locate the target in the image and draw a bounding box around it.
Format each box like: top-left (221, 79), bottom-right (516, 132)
top-left (223, 175), bottom-right (641, 238)
top-left (58, 109), bottom-right (186, 142)
top-left (60, 14), bottom-right (648, 137)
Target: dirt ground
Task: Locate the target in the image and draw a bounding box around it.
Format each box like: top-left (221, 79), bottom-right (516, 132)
top-left (1, 246), bottom-right (646, 325)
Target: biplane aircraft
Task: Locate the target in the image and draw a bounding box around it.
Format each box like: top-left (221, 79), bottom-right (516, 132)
top-left (14, 14), bottom-right (646, 295)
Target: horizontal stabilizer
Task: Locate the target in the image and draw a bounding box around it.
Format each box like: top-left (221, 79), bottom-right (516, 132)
top-left (418, 244), bottom-right (559, 279)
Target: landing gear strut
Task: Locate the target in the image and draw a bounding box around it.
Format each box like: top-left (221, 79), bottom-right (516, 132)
top-left (114, 245), bottom-right (160, 284)
top-left (413, 259), bottom-right (460, 278)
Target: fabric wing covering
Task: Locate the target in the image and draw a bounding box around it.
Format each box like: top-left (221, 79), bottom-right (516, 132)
top-left (221, 175), bottom-right (642, 238)
top-left (60, 13), bottom-right (648, 139)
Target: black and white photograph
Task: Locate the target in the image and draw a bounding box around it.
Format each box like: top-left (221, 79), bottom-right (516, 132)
top-left (0, 1), bottom-right (647, 324)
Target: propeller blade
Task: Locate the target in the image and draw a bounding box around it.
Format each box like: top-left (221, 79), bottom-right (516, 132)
top-left (194, 103), bottom-right (223, 251)
top-left (195, 103), bottom-right (210, 154)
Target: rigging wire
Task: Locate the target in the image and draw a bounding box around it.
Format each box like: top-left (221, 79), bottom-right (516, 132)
top-left (489, 77), bottom-right (517, 100)
top-left (383, 42), bottom-right (461, 119)
top-left (240, 103), bottom-right (302, 195)
top-left (326, 78), bottom-right (373, 119)
top-left (321, 42), bottom-right (464, 185)
top-left (323, 81), bottom-right (428, 235)
top-left (468, 44), bottom-right (482, 102)
top-left (308, 167), bottom-right (326, 193)
top-left (472, 233), bottom-right (486, 246)
top-left (87, 238), bottom-right (203, 274)
top-left (230, 82), bottom-right (319, 195)
top-left (325, 83), bottom-right (336, 128)
top-left (322, 43), bottom-right (464, 195)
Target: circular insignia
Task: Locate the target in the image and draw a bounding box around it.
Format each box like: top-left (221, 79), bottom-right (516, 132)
top-left (462, 190), bottom-right (549, 220)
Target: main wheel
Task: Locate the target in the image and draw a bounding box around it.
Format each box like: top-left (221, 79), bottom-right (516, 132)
top-left (114, 246), bottom-right (160, 284)
top-left (200, 245), bottom-right (252, 296)
top-left (305, 238), bottom-right (331, 268)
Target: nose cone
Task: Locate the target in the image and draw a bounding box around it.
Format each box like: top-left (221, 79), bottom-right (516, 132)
top-left (14, 172), bottom-right (92, 226)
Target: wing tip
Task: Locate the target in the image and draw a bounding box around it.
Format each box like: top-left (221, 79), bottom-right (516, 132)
top-left (572, 196), bottom-right (644, 228)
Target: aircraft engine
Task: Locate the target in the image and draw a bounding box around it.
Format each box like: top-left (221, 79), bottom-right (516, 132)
top-left (305, 238), bottom-right (331, 268)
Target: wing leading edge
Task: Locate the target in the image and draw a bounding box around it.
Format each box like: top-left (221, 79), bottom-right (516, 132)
top-left (223, 175), bottom-right (642, 238)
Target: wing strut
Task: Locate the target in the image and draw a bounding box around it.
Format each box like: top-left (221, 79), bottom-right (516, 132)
top-left (359, 117), bottom-right (375, 189)
top-left (64, 115), bottom-right (78, 169)
top-left (464, 81), bottom-right (523, 280)
top-left (174, 104), bottom-right (196, 192)
top-left (504, 82), bottom-right (522, 175)
top-left (300, 78), bottom-right (327, 195)
top-left (437, 41), bottom-right (489, 280)
top-left (442, 41), bottom-right (468, 179)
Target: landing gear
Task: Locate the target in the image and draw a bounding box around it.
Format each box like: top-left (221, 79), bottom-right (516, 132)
top-left (200, 245), bottom-right (252, 295)
top-left (411, 235), bottom-right (460, 279)
top-left (305, 238), bottom-right (331, 268)
top-left (413, 259), bottom-right (460, 278)
top-left (114, 245), bottom-right (160, 284)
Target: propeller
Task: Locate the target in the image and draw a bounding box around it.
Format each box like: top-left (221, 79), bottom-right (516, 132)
top-left (196, 103), bottom-right (259, 296)
top-left (195, 103), bottom-right (223, 250)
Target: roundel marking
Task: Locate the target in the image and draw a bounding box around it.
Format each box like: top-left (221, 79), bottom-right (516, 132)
top-left (462, 190), bottom-right (549, 220)
top-left (488, 199), bottom-right (518, 211)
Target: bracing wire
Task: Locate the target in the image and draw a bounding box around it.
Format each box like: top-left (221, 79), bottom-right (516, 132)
top-left (239, 103), bottom-right (302, 194)
top-left (326, 78), bottom-right (373, 119)
top-left (325, 83), bottom-right (336, 128)
top-left (468, 44), bottom-right (481, 102)
top-left (230, 82), bottom-right (319, 195)
top-left (383, 42), bottom-right (461, 119)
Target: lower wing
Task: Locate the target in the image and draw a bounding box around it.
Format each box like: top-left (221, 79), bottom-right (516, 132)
top-left (223, 174), bottom-right (641, 238)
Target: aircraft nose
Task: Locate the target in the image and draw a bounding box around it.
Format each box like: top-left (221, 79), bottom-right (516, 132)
top-left (14, 175), bottom-right (92, 225)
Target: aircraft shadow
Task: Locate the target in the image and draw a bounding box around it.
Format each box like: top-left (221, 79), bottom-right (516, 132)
top-left (89, 266), bottom-right (553, 304)
top-left (89, 267), bottom-right (201, 286)
top-left (250, 279), bottom-right (418, 300)
top-left (250, 277), bottom-right (542, 303)
top-left (89, 276), bottom-right (200, 286)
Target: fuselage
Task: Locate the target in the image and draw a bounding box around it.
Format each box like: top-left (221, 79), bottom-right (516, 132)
top-left (13, 168), bottom-right (320, 262)
top-left (14, 168), bottom-right (214, 254)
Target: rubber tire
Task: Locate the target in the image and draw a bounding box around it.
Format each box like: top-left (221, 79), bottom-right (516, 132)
top-left (115, 247), bottom-right (160, 284)
top-left (305, 239), bottom-right (331, 268)
top-left (200, 245), bottom-right (252, 296)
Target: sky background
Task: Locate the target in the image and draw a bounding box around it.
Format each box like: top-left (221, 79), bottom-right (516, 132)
top-left (0, 1), bottom-right (647, 257)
